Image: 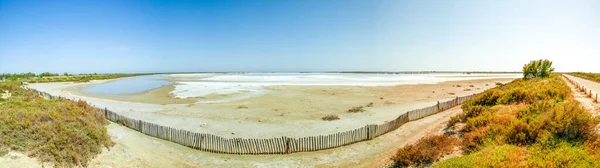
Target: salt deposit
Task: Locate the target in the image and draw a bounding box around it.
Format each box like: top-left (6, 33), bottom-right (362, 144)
top-left (169, 73), bottom-right (521, 102)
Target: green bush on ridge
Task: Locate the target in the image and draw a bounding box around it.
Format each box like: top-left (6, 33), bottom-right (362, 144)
top-left (432, 74), bottom-right (600, 167)
top-left (522, 59), bottom-right (554, 79)
top-left (392, 61), bottom-right (600, 167)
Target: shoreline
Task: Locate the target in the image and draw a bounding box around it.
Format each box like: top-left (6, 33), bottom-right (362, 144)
top-left (28, 76), bottom-right (516, 139)
top-left (64, 74), bottom-right (518, 105)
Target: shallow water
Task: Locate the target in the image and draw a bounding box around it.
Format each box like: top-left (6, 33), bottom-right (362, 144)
top-left (82, 75), bottom-right (171, 94)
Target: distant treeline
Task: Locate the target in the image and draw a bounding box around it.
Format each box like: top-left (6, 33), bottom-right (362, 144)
top-left (0, 72), bottom-right (149, 83)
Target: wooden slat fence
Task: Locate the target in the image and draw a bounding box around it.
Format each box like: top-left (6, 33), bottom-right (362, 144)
top-left (29, 89), bottom-right (481, 155)
top-left (563, 74), bottom-right (599, 103)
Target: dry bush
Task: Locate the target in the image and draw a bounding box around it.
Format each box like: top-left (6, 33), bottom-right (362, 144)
top-left (322, 114), bottom-right (340, 121)
top-left (392, 135), bottom-right (460, 167)
top-left (237, 105), bottom-right (248, 109)
top-left (469, 85), bottom-right (475, 87)
top-left (456, 85), bottom-right (462, 87)
top-left (463, 89), bottom-right (471, 91)
top-left (0, 82), bottom-right (113, 167)
top-left (495, 82), bottom-right (503, 86)
top-left (448, 93), bottom-right (456, 95)
top-left (366, 102), bottom-right (374, 107)
top-left (347, 106), bottom-right (365, 113)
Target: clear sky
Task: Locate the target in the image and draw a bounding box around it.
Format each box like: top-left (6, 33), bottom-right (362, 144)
top-left (0, 0), bottom-right (598, 74)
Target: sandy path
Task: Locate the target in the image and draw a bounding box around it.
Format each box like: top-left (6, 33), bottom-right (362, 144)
top-left (562, 75), bottom-right (600, 115)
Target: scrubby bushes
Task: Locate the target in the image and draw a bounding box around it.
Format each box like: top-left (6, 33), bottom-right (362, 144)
top-left (394, 74), bottom-right (600, 167)
top-left (433, 143), bottom-right (600, 167)
top-left (347, 106), bottom-right (365, 113)
top-left (0, 82), bottom-right (113, 167)
top-left (522, 59), bottom-right (554, 79)
top-left (433, 74), bottom-right (600, 166)
top-left (391, 135), bottom-right (460, 167)
top-left (322, 114), bottom-right (340, 121)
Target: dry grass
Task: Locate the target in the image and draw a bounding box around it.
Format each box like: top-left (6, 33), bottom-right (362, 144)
top-left (322, 114), bottom-right (340, 121)
top-left (391, 135), bottom-right (460, 167)
top-left (347, 106), bottom-right (365, 113)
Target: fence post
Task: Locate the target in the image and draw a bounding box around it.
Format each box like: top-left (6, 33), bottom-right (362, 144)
top-left (285, 136), bottom-right (291, 154)
top-left (199, 135), bottom-right (204, 151)
top-left (104, 107), bottom-right (108, 119)
top-left (138, 120), bottom-right (143, 131)
top-left (366, 127), bottom-right (370, 140)
top-left (437, 101), bottom-right (440, 111)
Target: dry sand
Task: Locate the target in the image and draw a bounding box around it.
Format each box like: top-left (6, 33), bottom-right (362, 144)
top-left (28, 77), bottom-right (514, 139)
top-left (1, 104), bottom-right (464, 168)
top-left (28, 77), bottom-right (513, 138)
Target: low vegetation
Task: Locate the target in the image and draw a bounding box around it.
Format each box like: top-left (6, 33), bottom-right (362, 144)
top-left (347, 106), bottom-right (365, 113)
top-left (237, 105), bottom-right (248, 109)
top-left (1, 72), bottom-right (145, 83)
top-left (0, 81), bottom-right (113, 167)
top-left (391, 135), bottom-right (460, 167)
top-left (322, 114), bottom-right (340, 121)
top-left (393, 60), bottom-right (600, 167)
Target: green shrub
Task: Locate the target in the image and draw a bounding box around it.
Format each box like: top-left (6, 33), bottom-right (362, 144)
top-left (0, 82), bottom-right (113, 167)
top-left (523, 59), bottom-right (554, 79)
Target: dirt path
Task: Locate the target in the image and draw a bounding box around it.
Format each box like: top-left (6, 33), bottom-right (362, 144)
top-left (0, 105), bottom-right (464, 168)
top-left (562, 75), bottom-right (600, 115)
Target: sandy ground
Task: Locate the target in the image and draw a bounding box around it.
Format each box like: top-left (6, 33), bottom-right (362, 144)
top-left (1, 105), bottom-right (464, 168)
top-left (563, 75), bottom-right (600, 115)
top-left (28, 77), bottom-right (514, 138)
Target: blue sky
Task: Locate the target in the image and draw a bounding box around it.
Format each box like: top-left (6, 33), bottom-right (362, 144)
top-left (0, 0), bottom-right (598, 73)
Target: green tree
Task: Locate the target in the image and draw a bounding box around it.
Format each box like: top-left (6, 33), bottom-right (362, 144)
top-left (523, 59), bottom-right (554, 79)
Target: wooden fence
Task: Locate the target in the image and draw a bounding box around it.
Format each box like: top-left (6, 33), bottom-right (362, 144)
top-left (563, 74), bottom-right (599, 103)
top-left (31, 89), bottom-right (479, 155)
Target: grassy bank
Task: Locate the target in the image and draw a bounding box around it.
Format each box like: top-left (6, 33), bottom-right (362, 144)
top-left (0, 81), bottom-right (113, 167)
top-left (570, 72), bottom-right (600, 83)
top-left (391, 74), bottom-right (600, 167)
top-left (1, 73), bottom-right (146, 83)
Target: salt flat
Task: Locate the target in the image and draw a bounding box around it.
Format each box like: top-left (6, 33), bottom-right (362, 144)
top-left (27, 73), bottom-right (518, 139)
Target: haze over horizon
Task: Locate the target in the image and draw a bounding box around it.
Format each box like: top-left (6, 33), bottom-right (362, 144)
top-left (1, 0), bottom-right (599, 74)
